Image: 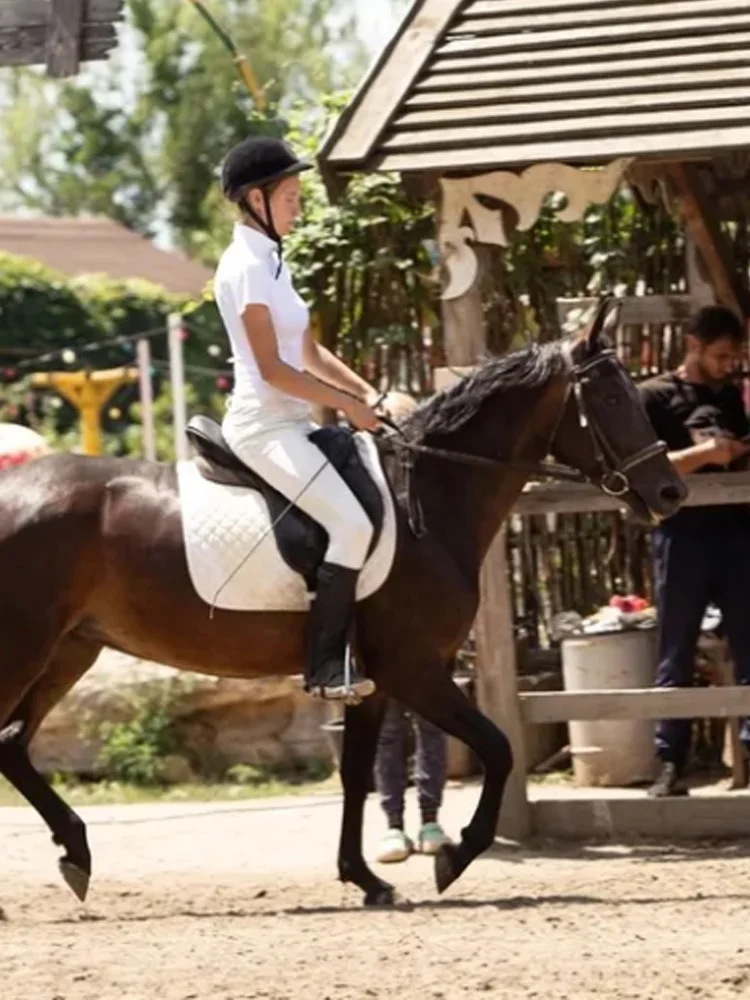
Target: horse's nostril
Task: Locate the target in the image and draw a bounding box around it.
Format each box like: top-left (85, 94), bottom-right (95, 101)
top-left (659, 483), bottom-right (686, 506)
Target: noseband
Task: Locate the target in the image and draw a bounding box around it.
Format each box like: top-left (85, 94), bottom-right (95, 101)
top-left (380, 348), bottom-right (667, 536)
top-left (570, 350), bottom-right (667, 497)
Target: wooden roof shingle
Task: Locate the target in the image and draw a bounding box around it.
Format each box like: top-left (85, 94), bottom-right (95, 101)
top-left (319, 0), bottom-right (750, 179)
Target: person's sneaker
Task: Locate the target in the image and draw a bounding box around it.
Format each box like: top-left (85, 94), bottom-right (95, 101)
top-left (375, 829), bottom-right (414, 864)
top-left (416, 822), bottom-right (452, 855)
top-left (647, 761), bottom-right (688, 798)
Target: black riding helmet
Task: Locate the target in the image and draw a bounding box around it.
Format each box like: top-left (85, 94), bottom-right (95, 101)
top-left (221, 136), bottom-right (311, 265)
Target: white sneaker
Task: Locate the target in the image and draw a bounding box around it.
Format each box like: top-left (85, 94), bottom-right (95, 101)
top-left (375, 828), bottom-right (414, 864)
top-left (417, 822), bottom-right (451, 855)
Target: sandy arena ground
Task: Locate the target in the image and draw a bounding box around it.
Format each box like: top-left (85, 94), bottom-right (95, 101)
top-left (3, 782), bottom-right (750, 1000)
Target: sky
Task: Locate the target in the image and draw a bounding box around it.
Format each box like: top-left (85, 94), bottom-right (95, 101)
top-left (357, 0), bottom-right (403, 53)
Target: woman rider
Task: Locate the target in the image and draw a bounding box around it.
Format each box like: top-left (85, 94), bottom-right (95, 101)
top-left (215, 134), bottom-right (381, 702)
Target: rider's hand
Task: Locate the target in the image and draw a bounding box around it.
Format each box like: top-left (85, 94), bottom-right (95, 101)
top-left (364, 387), bottom-right (384, 410)
top-left (343, 398), bottom-right (381, 432)
top-left (705, 434), bottom-right (750, 466)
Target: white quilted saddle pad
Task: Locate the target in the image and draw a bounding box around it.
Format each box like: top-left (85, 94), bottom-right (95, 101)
top-left (177, 432), bottom-right (397, 612)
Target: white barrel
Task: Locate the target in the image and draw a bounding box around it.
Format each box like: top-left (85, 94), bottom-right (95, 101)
top-left (561, 627), bottom-right (659, 787)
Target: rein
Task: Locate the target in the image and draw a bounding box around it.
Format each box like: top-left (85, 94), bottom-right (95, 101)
top-left (378, 432), bottom-right (586, 482)
top-left (377, 349), bottom-right (667, 538)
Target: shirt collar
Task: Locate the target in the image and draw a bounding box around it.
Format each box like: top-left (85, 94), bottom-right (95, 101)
top-left (233, 222), bottom-right (277, 257)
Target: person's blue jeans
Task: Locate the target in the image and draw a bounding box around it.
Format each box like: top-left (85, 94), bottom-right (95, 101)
top-left (374, 699), bottom-right (446, 828)
top-left (653, 527), bottom-right (750, 771)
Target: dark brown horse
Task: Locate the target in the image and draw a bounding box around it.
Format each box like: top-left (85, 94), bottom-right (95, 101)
top-left (0, 300), bottom-right (685, 906)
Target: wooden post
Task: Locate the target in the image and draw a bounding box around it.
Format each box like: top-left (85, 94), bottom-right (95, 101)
top-left (137, 338), bottom-right (156, 462)
top-left (442, 245), bottom-right (489, 365)
top-left (46, 0), bottom-right (84, 77)
top-left (684, 233), bottom-right (717, 308)
top-left (31, 368), bottom-right (138, 456)
top-left (440, 243), bottom-right (531, 841)
top-left (475, 527), bottom-right (530, 840)
top-left (168, 314), bottom-right (189, 462)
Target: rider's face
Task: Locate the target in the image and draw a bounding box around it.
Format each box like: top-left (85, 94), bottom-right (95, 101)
top-left (247, 176), bottom-right (302, 237)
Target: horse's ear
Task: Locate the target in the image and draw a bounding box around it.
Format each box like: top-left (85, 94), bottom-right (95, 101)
top-left (575, 296), bottom-right (621, 358)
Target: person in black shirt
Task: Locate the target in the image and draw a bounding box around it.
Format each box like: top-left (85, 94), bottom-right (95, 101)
top-left (639, 306), bottom-right (750, 797)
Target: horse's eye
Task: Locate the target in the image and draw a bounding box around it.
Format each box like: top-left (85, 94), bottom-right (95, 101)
top-left (605, 393), bottom-right (620, 406)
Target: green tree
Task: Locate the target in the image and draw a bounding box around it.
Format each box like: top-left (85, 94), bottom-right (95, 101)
top-left (0, 68), bottom-right (160, 232)
top-left (0, 0), bottom-right (368, 256)
top-left (284, 98), bottom-right (438, 384)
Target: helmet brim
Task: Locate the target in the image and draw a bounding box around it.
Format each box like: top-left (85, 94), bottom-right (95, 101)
top-left (228, 159), bottom-right (313, 202)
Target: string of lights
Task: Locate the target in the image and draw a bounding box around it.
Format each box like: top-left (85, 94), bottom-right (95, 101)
top-left (1, 324), bottom-right (170, 377)
top-left (0, 316), bottom-right (235, 390)
top-left (150, 360), bottom-right (233, 381)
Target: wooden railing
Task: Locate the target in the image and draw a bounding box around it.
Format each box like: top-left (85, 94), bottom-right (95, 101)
top-left (499, 475), bottom-right (750, 841)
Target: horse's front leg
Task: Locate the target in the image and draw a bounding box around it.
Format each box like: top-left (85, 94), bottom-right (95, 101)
top-left (336, 691), bottom-right (400, 906)
top-left (387, 664), bottom-right (514, 895)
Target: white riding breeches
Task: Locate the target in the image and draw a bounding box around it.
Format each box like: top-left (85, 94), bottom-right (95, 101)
top-left (222, 420), bottom-right (374, 571)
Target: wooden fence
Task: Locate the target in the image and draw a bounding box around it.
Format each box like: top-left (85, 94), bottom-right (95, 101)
top-left (497, 472), bottom-right (750, 840)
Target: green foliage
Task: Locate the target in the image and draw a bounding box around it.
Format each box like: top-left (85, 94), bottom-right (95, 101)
top-left (224, 758), bottom-right (333, 786)
top-left (468, 189), bottom-right (685, 350)
top-left (96, 684), bottom-right (182, 786)
top-left (119, 381), bottom-right (222, 461)
top-left (282, 98), bottom-right (438, 385)
top-left (9, 83), bottom-right (159, 234)
top-left (1, 0), bottom-right (369, 255)
top-left (0, 252), bottom-right (232, 448)
top-left (0, 253), bottom-right (182, 362)
top-left (0, 252), bottom-right (102, 355)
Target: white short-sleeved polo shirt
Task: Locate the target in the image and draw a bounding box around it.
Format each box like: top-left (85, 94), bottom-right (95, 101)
top-left (214, 223), bottom-right (311, 433)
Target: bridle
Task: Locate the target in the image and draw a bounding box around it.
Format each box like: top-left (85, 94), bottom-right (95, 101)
top-left (570, 350), bottom-right (668, 498)
top-left (378, 348), bottom-right (668, 537)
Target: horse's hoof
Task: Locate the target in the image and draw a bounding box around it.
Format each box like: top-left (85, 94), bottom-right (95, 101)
top-left (434, 843), bottom-right (461, 895)
top-left (363, 884), bottom-right (407, 907)
top-left (59, 860), bottom-right (90, 902)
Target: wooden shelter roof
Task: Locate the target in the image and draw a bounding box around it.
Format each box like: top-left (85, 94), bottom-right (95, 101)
top-left (0, 0), bottom-right (124, 77)
top-left (320, 0), bottom-right (750, 179)
top-left (0, 217), bottom-right (212, 296)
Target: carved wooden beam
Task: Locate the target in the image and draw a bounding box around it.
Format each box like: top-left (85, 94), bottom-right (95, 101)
top-left (667, 162), bottom-right (745, 318)
top-left (438, 158), bottom-right (632, 301)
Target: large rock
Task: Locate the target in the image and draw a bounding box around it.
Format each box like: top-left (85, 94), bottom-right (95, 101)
top-left (31, 650), bottom-right (333, 777)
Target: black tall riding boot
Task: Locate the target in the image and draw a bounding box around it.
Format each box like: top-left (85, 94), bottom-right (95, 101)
top-left (305, 563), bottom-right (375, 704)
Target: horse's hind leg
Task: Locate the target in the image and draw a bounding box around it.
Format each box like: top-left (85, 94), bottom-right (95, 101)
top-left (336, 691), bottom-right (399, 906)
top-left (389, 664), bottom-right (513, 895)
top-left (0, 632), bottom-right (102, 901)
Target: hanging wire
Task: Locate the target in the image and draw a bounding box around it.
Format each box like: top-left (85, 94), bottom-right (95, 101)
top-left (3, 324), bottom-right (170, 376)
top-left (151, 360), bottom-right (232, 379)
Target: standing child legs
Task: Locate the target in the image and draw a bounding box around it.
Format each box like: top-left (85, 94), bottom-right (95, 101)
top-left (375, 699), bottom-right (410, 830)
top-left (413, 712), bottom-right (451, 855)
top-left (373, 699), bottom-right (452, 863)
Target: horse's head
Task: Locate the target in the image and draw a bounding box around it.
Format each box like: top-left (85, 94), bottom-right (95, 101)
top-left (551, 297), bottom-right (687, 525)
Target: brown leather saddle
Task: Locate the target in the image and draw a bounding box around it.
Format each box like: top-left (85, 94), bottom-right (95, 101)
top-left (185, 416), bottom-right (385, 589)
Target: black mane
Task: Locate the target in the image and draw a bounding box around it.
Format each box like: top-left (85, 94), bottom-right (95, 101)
top-left (403, 339), bottom-right (571, 440)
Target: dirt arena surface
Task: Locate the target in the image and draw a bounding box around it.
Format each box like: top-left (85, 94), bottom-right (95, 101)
top-left (3, 782), bottom-right (750, 1000)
